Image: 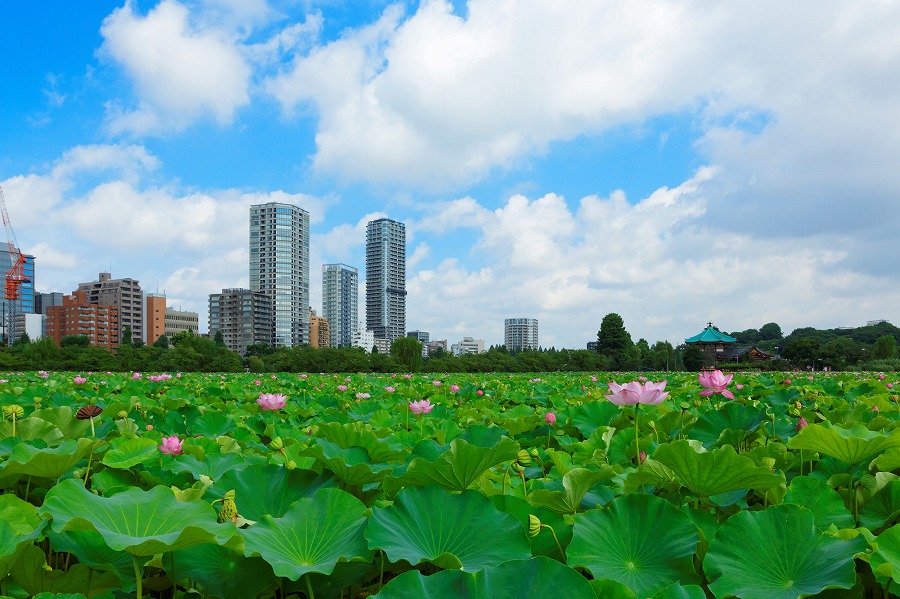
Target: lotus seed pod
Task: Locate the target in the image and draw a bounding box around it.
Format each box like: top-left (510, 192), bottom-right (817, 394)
top-left (286, 460), bottom-right (297, 470)
top-left (268, 437), bottom-right (284, 450)
top-left (761, 457), bottom-right (776, 470)
top-left (528, 514), bottom-right (542, 538)
top-left (2, 405), bottom-right (24, 420)
top-left (134, 403), bottom-right (142, 410)
top-left (72, 468), bottom-right (86, 479)
top-left (511, 461), bottom-right (524, 474)
top-left (76, 405), bottom-right (102, 420)
top-left (117, 410), bottom-right (128, 419)
top-left (529, 448), bottom-right (540, 459)
top-left (517, 449), bottom-right (532, 467)
top-left (860, 473), bottom-right (878, 491)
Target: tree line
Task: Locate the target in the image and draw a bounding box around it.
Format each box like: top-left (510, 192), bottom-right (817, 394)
top-left (0, 316), bottom-right (897, 373)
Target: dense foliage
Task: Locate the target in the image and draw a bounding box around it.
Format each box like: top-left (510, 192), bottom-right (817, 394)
top-left (2, 369), bottom-right (900, 598)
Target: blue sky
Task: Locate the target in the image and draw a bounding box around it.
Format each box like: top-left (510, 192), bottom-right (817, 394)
top-left (2, 0), bottom-right (899, 349)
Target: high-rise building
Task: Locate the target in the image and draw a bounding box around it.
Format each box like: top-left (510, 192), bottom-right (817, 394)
top-left (165, 307), bottom-right (199, 339)
top-left (407, 330), bottom-right (429, 343)
top-left (505, 318), bottom-right (539, 352)
top-left (145, 293), bottom-right (166, 346)
top-left (45, 290), bottom-right (119, 349)
top-left (322, 263), bottom-right (358, 348)
top-left (208, 288), bottom-right (273, 355)
top-left (77, 272), bottom-right (143, 343)
top-left (309, 309), bottom-right (330, 348)
top-left (35, 292), bottom-right (64, 315)
top-left (250, 202), bottom-right (310, 347)
top-left (365, 218), bottom-right (406, 343)
top-left (0, 251), bottom-right (35, 343)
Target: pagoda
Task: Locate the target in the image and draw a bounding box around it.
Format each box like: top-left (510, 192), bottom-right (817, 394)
top-left (685, 322), bottom-right (737, 365)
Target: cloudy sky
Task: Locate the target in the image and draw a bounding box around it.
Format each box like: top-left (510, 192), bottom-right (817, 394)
top-left (2, 0), bottom-right (898, 349)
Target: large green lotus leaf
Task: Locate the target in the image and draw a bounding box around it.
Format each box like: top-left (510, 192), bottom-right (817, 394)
top-left (101, 437), bottom-right (159, 469)
top-left (41, 478), bottom-right (241, 556)
top-left (11, 544), bottom-right (120, 598)
top-left (316, 421), bottom-right (406, 463)
top-left (789, 423), bottom-right (900, 466)
top-left (868, 523), bottom-right (900, 588)
top-left (240, 487), bottom-right (371, 581)
top-left (164, 452), bottom-right (246, 481)
top-left (0, 417), bottom-right (63, 445)
top-left (30, 594), bottom-right (88, 599)
top-left (209, 464), bottom-right (335, 521)
top-left (0, 495), bottom-right (47, 580)
top-left (46, 529), bottom-right (136, 587)
top-left (302, 439), bottom-right (395, 486)
top-left (571, 428), bottom-right (613, 466)
top-left (170, 543), bottom-right (274, 599)
top-left (875, 447), bottom-right (900, 471)
top-left (384, 436), bottom-right (519, 494)
top-left (784, 475), bottom-right (855, 531)
top-left (31, 406), bottom-right (91, 440)
top-left (705, 504), bottom-right (866, 599)
top-left (371, 557), bottom-right (595, 599)
top-left (859, 480), bottom-right (900, 531)
top-left (189, 411), bottom-right (236, 437)
top-left (571, 401), bottom-right (619, 437)
top-left (589, 579), bottom-right (638, 598)
top-left (366, 485), bottom-right (530, 572)
top-left (652, 583), bottom-right (707, 599)
top-left (688, 403), bottom-right (764, 448)
top-left (567, 493), bottom-right (699, 597)
top-left (1, 438), bottom-right (95, 478)
top-left (653, 440), bottom-right (785, 498)
top-left (527, 467), bottom-right (618, 516)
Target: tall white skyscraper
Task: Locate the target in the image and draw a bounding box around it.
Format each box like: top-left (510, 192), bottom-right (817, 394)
top-left (505, 317), bottom-right (539, 351)
top-left (249, 202), bottom-right (310, 347)
top-left (365, 218), bottom-right (406, 343)
top-left (322, 263), bottom-right (358, 348)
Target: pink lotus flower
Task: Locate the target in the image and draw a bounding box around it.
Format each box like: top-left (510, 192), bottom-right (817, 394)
top-left (132, 372), bottom-right (142, 380)
top-left (698, 370), bottom-right (735, 400)
top-left (545, 412), bottom-right (557, 425)
top-left (477, 389), bottom-right (484, 396)
top-left (257, 393), bottom-right (287, 411)
top-left (73, 376), bottom-right (88, 385)
top-left (38, 370), bottom-right (49, 379)
top-left (796, 417), bottom-right (808, 431)
top-left (337, 385), bottom-right (348, 392)
top-left (605, 380), bottom-right (669, 406)
top-left (254, 380), bottom-right (261, 386)
top-left (146, 424), bottom-right (154, 431)
top-left (159, 435), bottom-right (183, 456)
top-left (409, 399), bottom-right (434, 414)
top-left (784, 379), bottom-right (792, 385)
top-left (450, 384), bottom-right (460, 393)
top-left (355, 392), bottom-right (370, 400)
top-left (433, 380), bottom-right (442, 387)
top-left (385, 386), bottom-right (396, 393)
top-left (888, 383), bottom-right (894, 389)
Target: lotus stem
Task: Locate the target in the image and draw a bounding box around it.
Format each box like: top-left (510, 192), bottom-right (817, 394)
top-left (543, 523), bottom-right (565, 562)
top-left (84, 445), bottom-right (95, 487)
top-left (519, 469), bottom-right (528, 498)
top-left (89, 415), bottom-right (96, 438)
top-left (133, 555), bottom-right (143, 599)
top-left (305, 573), bottom-right (316, 599)
top-left (11, 412), bottom-right (15, 438)
top-left (24, 475), bottom-right (31, 503)
top-left (635, 404), bottom-right (644, 493)
top-left (378, 550), bottom-right (385, 591)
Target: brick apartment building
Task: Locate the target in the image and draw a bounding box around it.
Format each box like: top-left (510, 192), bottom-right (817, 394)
top-left (45, 290), bottom-right (119, 349)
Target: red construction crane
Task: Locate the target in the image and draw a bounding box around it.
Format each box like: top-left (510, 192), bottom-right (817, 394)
top-left (0, 186), bottom-right (30, 301)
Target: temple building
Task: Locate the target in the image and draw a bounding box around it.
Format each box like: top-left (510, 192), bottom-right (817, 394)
top-left (685, 322), bottom-right (775, 364)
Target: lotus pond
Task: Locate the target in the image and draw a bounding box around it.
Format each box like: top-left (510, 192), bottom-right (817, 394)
top-left (2, 370), bottom-right (900, 599)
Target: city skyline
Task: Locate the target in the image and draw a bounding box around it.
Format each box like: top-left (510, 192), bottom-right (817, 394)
top-left (2, 2), bottom-right (899, 349)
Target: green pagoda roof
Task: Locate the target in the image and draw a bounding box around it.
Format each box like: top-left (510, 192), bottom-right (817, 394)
top-left (685, 324), bottom-right (737, 344)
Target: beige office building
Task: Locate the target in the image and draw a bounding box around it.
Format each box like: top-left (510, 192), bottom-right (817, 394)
top-left (77, 272), bottom-right (143, 344)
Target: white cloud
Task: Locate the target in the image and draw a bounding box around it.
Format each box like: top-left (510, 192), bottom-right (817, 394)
top-left (100, 0), bottom-right (251, 134)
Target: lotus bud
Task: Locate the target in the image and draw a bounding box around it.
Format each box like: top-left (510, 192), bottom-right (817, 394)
top-left (268, 437), bottom-right (284, 450)
top-left (286, 460), bottom-right (297, 470)
top-left (860, 473), bottom-right (878, 491)
top-left (796, 417), bottom-right (808, 431)
top-left (2, 405), bottom-right (24, 420)
top-left (647, 420), bottom-right (656, 430)
top-left (639, 451), bottom-right (647, 464)
top-left (517, 449), bottom-right (532, 467)
top-left (528, 514), bottom-right (542, 538)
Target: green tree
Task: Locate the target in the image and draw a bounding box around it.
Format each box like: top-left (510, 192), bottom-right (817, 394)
top-left (153, 334), bottom-right (170, 349)
top-left (682, 344), bottom-right (704, 371)
top-left (782, 338), bottom-right (820, 369)
top-left (214, 329), bottom-right (225, 347)
top-left (60, 335), bottom-right (90, 348)
top-left (391, 336), bottom-right (424, 372)
top-left (596, 313), bottom-right (636, 370)
top-left (759, 322), bottom-right (783, 341)
top-left (874, 335), bottom-right (898, 360)
top-left (121, 325), bottom-right (133, 347)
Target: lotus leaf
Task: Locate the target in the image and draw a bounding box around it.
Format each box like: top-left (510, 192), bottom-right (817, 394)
top-left (30, 406), bottom-right (91, 440)
top-left (653, 440), bottom-right (785, 498)
top-left (169, 543), bottom-right (275, 599)
top-left (371, 557), bottom-right (595, 599)
top-left (11, 544), bottom-right (121, 598)
top-left (652, 583), bottom-right (707, 599)
top-left (366, 485), bottom-right (530, 571)
top-left (164, 452), bottom-right (246, 481)
top-left (705, 504), bottom-right (866, 599)
top-left (867, 522), bottom-right (900, 589)
top-left (102, 438), bottom-right (160, 469)
top-left (0, 417), bottom-right (63, 445)
top-left (0, 495), bottom-right (47, 580)
top-left (41, 478), bottom-right (241, 556)
top-left (527, 467), bottom-right (618, 515)
top-left (240, 487), bottom-right (371, 580)
top-left (859, 480), bottom-right (900, 531)
top-left (209, 464), bottom-right (335, 520)
top-left (571, 401), bottom-right (619, 437)
top-left (1, 438), bottom-right (95, 479)
top-left (789, 423), bottom-right (900, 466)
top-left (784, 475), bottom-right (855, 531)
top-left (689, 402), bottom-right (765, 448)
top-left (302, 438), bottom-right (395, 486)
top-left (567, 493), bottom-right (700, 597)
top-left (46, 529), bottom-right (137, 587)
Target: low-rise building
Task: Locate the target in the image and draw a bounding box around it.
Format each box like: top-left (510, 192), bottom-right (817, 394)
top-left (165, 307), bottom-right (199, 339)
top-left (452, 336), bottom-right (485, 356)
